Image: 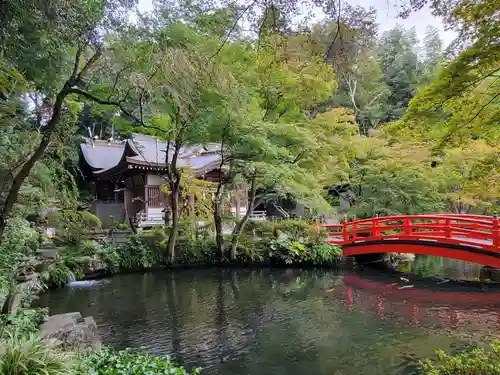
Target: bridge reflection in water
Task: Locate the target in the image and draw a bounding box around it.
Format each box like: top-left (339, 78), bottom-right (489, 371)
top-left (332, 272), bottom-right (500, 338)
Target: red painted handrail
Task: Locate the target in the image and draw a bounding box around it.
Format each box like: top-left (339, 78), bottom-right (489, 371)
top-left (322, 214), bottom-right (500, 252)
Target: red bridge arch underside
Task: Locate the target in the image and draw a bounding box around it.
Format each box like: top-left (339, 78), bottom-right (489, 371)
top-left (322, 214), bottom-right (500, 268)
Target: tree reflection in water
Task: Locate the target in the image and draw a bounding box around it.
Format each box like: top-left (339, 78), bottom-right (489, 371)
top-left (39, 266), bottom-right (500, 375)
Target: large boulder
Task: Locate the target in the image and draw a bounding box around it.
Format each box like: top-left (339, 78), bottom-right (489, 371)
top-left (40, 312), bottom-right (101, 350)
top-left (75, 256), bottom-right (107, 275)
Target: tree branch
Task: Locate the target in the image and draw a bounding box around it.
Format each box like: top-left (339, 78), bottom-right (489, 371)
top-left (210, 0), bottom-right (258, 61)
top-left (71, 44), bottom-right (86, 81)
top-left (75, 47), bottom-right (103, 83)
top-left (69, 88), bottom-right (169, 134)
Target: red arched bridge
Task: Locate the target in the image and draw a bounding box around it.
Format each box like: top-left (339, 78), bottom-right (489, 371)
top-left (322, 214), bottom-right (500, 268)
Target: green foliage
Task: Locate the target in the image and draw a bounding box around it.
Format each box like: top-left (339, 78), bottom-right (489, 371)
top-left (0, 308), bottom-right (48, 338)
top-left (269, 238), bottom-right (305, 264)
top-left (0, 218), bottom-right (40, 298)
top-left (117, 235), bottom-right (156, 270)
top-left (97, 248), bottom-right (121, 274)
top-left (377, 26), bottom-right (421, 123)
top-left (419, 341), bottom-right (500, 375)
top-left (268, 238), bottom-right (342, 265)
top-left (276, 220), bottom-right (325, 243)
top-left (0, 217), bottom-right (39, 254)
top-left (77, 347), bottom-right (201, 375)
top-left (108, 216), bottom-right (129, 232)
top-left (346, 139), bottom-right (448, 218)
top-left (244, 219), bottom-right (326, 244)
top-left (305, 244), bottom-right (343, 264)
top-left (0, 329), bottom-right (75, 375)
top-left (237, 219), bottom-right (340, 265)
top-left (41, 261), bottom-right (72, 288)
top-left (243, 221), bottom-right (277, 238)
top-left (47, 210), bottom-right (102, 243)
top-left (175, 237), bottom-right (218, 264)
top-left (82, 239), bottom-right (106, 256)
top-left (236, 236), bottom-right (267, 263)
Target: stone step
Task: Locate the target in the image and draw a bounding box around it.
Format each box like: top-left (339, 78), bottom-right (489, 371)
top-left (36, 248), bottom-right (59, 260)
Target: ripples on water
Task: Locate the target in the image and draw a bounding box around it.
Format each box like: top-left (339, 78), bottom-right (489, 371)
top-left (39, 262), bottom-right (500, 375)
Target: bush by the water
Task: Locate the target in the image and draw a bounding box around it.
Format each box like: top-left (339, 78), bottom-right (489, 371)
top-left (50, 219), bottom-right (342, 286)
top-left (419, 341), bottom-right (500, 375)
top-left (0, 308), bottom-right (48, 337)
top-left (0, 328), bottom-right (199, 375)
top-left (0, 329), bottom-right (75, 375)
top-left (239, 220), bottom-right (341, 265)
top-left (77, 347), bottom-right (201, 375)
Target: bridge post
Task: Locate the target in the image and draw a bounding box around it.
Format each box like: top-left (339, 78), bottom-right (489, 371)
top-left (373, 219), bottom-right (380, 237)
top-left (403, 218), bottom-right (411, 235)
top-left (343, 217), bottom-right (349, 242)
top-left (445, 218), bottom-right (452, 238)
top-left (493, 217), bottom-right (499, 250)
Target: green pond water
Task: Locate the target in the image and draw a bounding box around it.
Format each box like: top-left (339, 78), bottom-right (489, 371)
top-left (39, 256), bottom-right (500, 375)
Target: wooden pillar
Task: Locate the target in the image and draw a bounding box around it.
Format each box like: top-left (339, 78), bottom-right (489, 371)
top-left (144, 185), bottom-right (149, 214)
top-left (124, 188), bottom-right (129, 222)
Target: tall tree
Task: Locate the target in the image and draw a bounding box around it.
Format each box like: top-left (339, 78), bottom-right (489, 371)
top-left (396, 0), bottom-right (499, 147)
top-left (377, 25), bottom-right (422, 123)
top-left (311, 4), bottom-right (385, 134)
top-left (0, 0), bottom-right (136, 238)
top-left (420, 25), bottom-right (443, 84)
top-left (346, 138), bottom-right (449, 218)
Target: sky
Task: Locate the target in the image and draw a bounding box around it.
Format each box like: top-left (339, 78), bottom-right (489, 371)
top-left (137, 0), bottom-right (457, 47)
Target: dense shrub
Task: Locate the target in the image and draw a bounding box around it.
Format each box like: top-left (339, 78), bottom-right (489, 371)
top-left (53, 219), bottom-right (339, 273)
top-left (1, 308), bottom-right (48, 336)
top-left (0, 308), bottom-right (48, 337)
top-left (304, 243), bottom-right (343, 264)
top-left (175, 237), bottom-right (217, 264)
top-left (419, 342), bottom-right (500, 375)
top-left (117, 234), bottom-right (156, 270)
top-left (239, 220), bottom-right (338, 265)
top-left (47, 210), bottom-right (101, 243)
top-left (275, 220), bottom-right (316, 241)
top-left (95, 244), bottom-right (121, 274)
top-left (77, 347), bottom-right (201, 375)
top-left (243, 219), bottom-right (327, 244)
top-left (0, 217), bottom-right (39, 255)
top-left (136, 228), bottom-right (168, 251)
top-left (0, 329), bottom-right (75, 375)
top-left (243, 220), bottom-right (276, 238)
top-left (237, 235), bottom-right (267, 263)
top-left (41, 261), bottom-right (72, 288)
top-left (269, 237), bottom-right (306, 264)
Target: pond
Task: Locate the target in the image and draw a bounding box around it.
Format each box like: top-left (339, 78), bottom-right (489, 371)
top-left (39, 258), bottom-right (500, 375)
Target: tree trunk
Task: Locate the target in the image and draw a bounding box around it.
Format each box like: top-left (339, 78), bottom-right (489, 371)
top-left (166, 179), bottom-right (180, 263)
top-left (0, 87), bottom-right (69, 239)
top-left (213, 198), bottom-right (225, 261)
top-left (230, 174), bottom-right (257, 261)
top-left (213, 174), bottom-right (225, 260)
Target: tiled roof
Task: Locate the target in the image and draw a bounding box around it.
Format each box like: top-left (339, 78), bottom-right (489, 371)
top-left (80, 134), bottom-right (222, 176)
top-left (80, 140), bottom-right (125, 170)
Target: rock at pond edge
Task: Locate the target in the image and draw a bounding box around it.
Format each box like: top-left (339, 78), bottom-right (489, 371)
top-left (40, 312), bottom-right (101, 350)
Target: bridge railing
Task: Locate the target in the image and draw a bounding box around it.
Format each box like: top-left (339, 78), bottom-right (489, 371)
top-left (322, 214), bottom-right (499, 251)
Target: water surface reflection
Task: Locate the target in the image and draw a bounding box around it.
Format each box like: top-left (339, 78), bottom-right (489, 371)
top-left (39, 268), bottom-right (500, 375)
